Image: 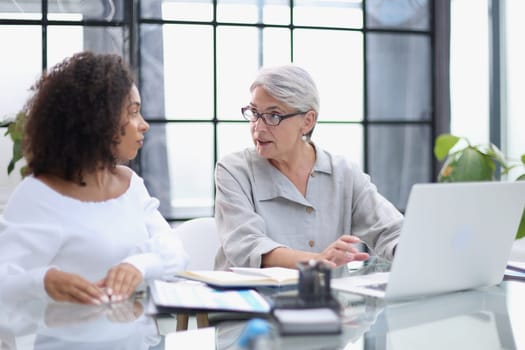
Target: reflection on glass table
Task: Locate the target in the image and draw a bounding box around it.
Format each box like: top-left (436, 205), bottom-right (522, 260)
top-left (365, 285), bottom-right (516, 350)
top-left (0, 294), bottom-right (160, 350)
top-left (215, 255), bottom-right (521, 350)
top-left (214, 283), bottom-right (518, 350)
top-left (1, 254), bottom-right (523, 350)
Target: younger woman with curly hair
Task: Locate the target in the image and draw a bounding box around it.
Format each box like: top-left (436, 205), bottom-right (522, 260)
top-left (0, 51), bottom-right (188, 305)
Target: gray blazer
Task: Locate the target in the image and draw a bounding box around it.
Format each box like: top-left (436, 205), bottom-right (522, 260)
top-left (214, 143), bottom-right (403, 270)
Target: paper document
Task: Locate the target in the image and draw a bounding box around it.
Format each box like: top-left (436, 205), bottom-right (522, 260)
top-left (504, 261), bottom-right (525, 281)
top-left (176, 267), bottom-right (298, 288)
top-left (165, 327), bottom-right (216, 349)
top-left (150, 280), bottom-right (271, 314)
top-left (507, 261), bottom-right (525, 272)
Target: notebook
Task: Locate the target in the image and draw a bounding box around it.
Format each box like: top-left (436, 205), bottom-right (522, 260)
top-left (331, 181), bottom-right (525, 301)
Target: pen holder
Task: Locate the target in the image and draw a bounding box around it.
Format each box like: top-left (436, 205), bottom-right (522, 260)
top-left (297, 260), bottom-right (332, 304)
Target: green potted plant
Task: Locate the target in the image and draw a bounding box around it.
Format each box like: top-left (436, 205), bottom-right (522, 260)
top-left (434, 133), bottom-right (525, 239)
top-left (1, 111), bottom-right (27, 176)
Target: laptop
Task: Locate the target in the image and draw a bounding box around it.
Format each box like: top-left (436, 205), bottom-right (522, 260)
top-left (331, 181), bottom-right (525, 301)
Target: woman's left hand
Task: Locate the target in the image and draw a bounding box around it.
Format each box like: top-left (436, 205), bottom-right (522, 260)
top-left (96, 263), bottom-right (143, 303)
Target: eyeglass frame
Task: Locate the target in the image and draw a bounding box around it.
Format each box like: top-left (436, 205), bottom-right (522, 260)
top-left (241, 106), bottom-right (307, 126)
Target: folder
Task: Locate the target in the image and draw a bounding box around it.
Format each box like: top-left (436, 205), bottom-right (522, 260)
top-left (149, 280), bottom-right (272, 314)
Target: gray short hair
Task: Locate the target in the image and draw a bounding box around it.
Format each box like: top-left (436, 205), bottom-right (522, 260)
top-left (250, 65), bottom-right (319, 139)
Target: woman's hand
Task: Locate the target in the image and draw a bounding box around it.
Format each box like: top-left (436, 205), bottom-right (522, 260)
top-left (96, 263), bottom-right (143, 303)
top-left (318, 235), bottom-right (369, 267)
top-left (44, 268), bottom-right (108, 305)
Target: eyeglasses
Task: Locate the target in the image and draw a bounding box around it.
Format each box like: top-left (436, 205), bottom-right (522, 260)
top-left (241, 106), bottom-right (306, 126)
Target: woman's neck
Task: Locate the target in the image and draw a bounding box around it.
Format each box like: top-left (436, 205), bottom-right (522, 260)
top-left (270, 141), bottom-right (316, 196)
top-left (270, 141), bottom-right (315, 174)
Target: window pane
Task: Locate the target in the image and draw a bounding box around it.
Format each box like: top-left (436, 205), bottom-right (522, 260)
top-left (367, 33), bottom-right (431, 121)
top-left (217, 26), bottom-right (259, 120)
top-left (47, 26), bottom-right (83, 67)
top-left (314, 123), bottom-right (363, 168)
top-left (262, 0), bottom-right (291, 25)
top-left (163, 24), bottom-right (214, 120)
top-left (48, 26), bottom-right (126, 68)
top-left (505, 0), bottom-right (525, 180)
top-left (0, 2), bottom-right (41, 20)
top-left (366, 0), bottom-right (429, 30)
top-left (218, 123), bottom-right (254, 159)
top-left (217, 0), bottom-right (290, 25)
top-left (142, 0), bottom-right (213, 21)
top-left (263, 28), bottom-right (291, 66)
top-left (0, 26), bottom-right (41, 118)
top-left (143, 123), bottom-right (215, 219)
top-left (47, 0), bottom-right (124, 21)
top-left (294, 29), bottom-right (363, 122)
top-left (368, 125), bottom-right (432, 210)
top-left (450, 0), bottom-right (489, 145)
top-left (294, 0), bottom-right (363, 29)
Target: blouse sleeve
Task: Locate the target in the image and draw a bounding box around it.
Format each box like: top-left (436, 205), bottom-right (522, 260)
top-left (348, 164), bottom-right (403, 259)
top-left (122, 175), bottom-right (189, 281)
top-left (0, 199), bottom-right (63, 303)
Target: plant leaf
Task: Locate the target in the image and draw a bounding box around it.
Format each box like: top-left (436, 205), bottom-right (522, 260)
top-left (434, 134), bottom-right (461, 161)
top-left (438, 147), bottom-right (494, 182)
top-left (521, 154), bottom-right (525, 165)
top-left (486, 143), bottom-right (508, 169)
top-left (7, 159), bottom-right (14, 175)
top-left (516, 173), bottom-right (525, 181)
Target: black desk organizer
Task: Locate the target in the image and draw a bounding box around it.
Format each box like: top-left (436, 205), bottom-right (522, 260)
top-left (271, 260), bottom-right (341, 311)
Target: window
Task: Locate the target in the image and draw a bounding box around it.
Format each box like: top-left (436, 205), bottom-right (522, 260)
top-left (449, 0), bottom-right (525, 180)
top-left (138, 0), bottom-right (435, 221)
top-left (503, 0), bottom-right (525, 179)
top-left (1, 0), bottom-right (437, 222)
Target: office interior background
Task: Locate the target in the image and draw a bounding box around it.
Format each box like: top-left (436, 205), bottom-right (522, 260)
top-left (0, 0), bottom-right (523, 223)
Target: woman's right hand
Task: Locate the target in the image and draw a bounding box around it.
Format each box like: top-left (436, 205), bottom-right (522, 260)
top-left (318, 235), bottom-right (369, 267)
top-left (44, 268), bottom-right (109, 305)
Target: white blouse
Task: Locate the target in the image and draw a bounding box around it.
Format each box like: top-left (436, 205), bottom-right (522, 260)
top-left (0, 170), bottom-right (188, 302)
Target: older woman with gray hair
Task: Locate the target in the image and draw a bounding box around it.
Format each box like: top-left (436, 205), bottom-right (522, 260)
top-left (214, 64), bottom-right (402, 271)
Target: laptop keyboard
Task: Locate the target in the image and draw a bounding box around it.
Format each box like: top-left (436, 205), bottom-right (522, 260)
top-left (364, 283), bottom-right (387, 291)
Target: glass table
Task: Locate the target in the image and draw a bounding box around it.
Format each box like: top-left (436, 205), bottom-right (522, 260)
top-left (1, 261), bottom-right (524, 349)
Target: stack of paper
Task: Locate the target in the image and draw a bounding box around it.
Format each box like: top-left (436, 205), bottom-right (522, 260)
top-left (505, 261), bottom-right (525, 281)
top-left (165, 327), bottom-right (216, 349)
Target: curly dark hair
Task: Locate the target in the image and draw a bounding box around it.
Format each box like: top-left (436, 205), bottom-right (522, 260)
top-left (22, 51), bottom-right (135, 185)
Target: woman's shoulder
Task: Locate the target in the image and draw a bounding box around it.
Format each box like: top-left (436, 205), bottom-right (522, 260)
top-left (115, 164), bottom-right (134, 180)
top-left (9, 175), bottom-right (54, 199)
top-left (2, 176), bottom-right (63, 219)
top-left (115, 165), bottom-right (146, 190)
top-left (115, 165), bottom-right (150, 196)
top-left (218, 148), bottom-right (258, 167)
top-left (313, 143), bottom-right (362, 173)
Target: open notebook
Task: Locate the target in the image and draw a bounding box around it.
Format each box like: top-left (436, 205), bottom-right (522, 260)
top-left (175, 267), bottom-right (299, 288)
top-left (331, 181), bottom-right (525, 301)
